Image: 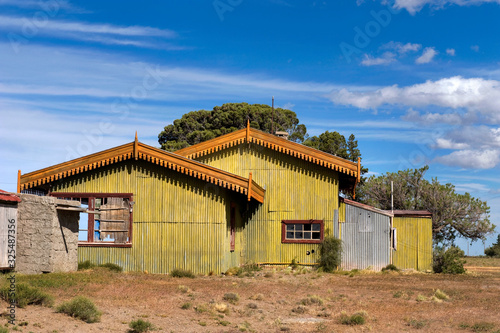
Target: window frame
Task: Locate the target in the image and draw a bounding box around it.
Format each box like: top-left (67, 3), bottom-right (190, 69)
top-left (51, 192), bottom-right (133, 248)
top-left (281, 220), bottom-right (324, 244)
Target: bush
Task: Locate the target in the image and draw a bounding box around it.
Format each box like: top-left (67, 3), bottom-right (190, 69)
top-left (318, 235), bottom-right (342, 273)
top-left (129, 319), bottom-right (155, 332)
top-left (78, 260), bottom-right (96, 270)
top-left (170, 269), bottom-right (195, 278)
top-left (0, 283), bottom-right (54, 308)
top-left (98, 263), bottom-right (123, 272)
top-left (56, 296), bottom-right (102, 323)
top-left (223, 292), bottom-right (239, 304)
top-left (381, 264), bottom-right (400, 272)
top-left (433, 246), bottom-right (466, 274)
top-left (340, 311), bottom-right (367, 325)
top-left (225, 262), bottom-right (261, 277)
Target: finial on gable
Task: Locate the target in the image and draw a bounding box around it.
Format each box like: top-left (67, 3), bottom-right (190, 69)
top-left (246, 120), bottom-right (250, 143)
top-left (134, 131), bottom-right (139, 160)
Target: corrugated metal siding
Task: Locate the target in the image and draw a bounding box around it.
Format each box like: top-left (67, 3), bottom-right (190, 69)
top-left (0, 204), bottom-right (17, 269)
top-left (341, 204), bottom-right (391, 271)
top-left (196, 143), bottom-right (339, 265)
top-left (54, 160), bottom-right (232, 274)
top-left (392, 216), bottom-right (432, 271)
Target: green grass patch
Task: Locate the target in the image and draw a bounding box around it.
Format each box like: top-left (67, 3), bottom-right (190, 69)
top-left (339, 311), bottom-right (367, 325)
top-left (0, 283), bottom-right (54, 308)
top-left (56, 296), bottom-right (101, 323)
top-left (78, 260), bottom-right (95, 270)
top-left (170, 269), bottom-right (195, 278)
top-left (129, 319), bottom-right (155, 332)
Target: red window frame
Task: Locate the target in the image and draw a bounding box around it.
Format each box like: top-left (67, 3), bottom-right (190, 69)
top-left (51, 192), bottom-right (133, 248)
top-left (281, 220), bottom-right (324, 244)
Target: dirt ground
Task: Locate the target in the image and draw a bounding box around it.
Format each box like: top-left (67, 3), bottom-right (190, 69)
top-left (2, 260), bottom-right (500, 333)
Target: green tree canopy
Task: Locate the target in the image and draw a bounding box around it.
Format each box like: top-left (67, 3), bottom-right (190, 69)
top-left (158, 102), bottom-right (368, 193)
top-left (158, 103), bottom-right (307, 151)
top-left (357, 166), bottom-right (495, 243)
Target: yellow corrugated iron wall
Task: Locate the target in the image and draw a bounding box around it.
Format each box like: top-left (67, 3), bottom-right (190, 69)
top-left (392, 216), bottom-right (433, 271)
top-left (196, 143), bottom-right (339, 266)
top-left (54, 160), bottom-right (233, 274)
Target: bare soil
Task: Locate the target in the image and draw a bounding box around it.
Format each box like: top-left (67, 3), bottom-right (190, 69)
top-left (2, 259), bottom-right (500, 333)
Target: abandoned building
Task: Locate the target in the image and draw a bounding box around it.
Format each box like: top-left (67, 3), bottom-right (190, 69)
top-left (15, 123), bottom-right (433, 274)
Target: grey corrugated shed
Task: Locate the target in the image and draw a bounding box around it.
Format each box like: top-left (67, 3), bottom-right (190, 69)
top-left (341, 202), bottom-right (391, 271)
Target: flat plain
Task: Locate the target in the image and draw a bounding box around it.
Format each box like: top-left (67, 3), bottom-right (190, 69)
top-left (1, 257), bottom-right (499, 333)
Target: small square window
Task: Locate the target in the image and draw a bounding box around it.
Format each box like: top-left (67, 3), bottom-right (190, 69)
top-left (282, 220), bottom-right (324, 244)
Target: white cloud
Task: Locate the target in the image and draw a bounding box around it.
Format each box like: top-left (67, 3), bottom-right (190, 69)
top-left (471, 45), bottom-right (480, 52)
top-left (402, 108), bottom-right (466, 125)
top-left (435, 149), bottom-right (500, 169)
top-left (382, 41), bottom-right (422, 54)
top-left (327, 76), bottom-right (500, 123)
top-left (434, 138), bottom-right (470, 149)
top-left (0, 15), bottom-right (178, 48)
top-left (392, 0), bottom-right (500, 15)
top-left (416, 47), bottom-right (438, 64)
top-left (361, 52), bottom-right (396, 66)
top-left (446, 48), bottom-right (456, 56)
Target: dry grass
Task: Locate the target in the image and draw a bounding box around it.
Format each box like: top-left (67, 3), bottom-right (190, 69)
top-left (1, 267), bottom-right (499, 332)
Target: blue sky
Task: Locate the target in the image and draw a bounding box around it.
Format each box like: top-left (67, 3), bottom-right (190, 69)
top-left (0, 0), bottom-right (499, 254)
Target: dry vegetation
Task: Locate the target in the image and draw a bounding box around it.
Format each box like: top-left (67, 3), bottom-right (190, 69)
top-left (0, 258), bottom-right (499, 333)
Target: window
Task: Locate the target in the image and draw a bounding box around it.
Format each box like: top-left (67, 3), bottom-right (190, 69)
top-left (51, 193), bottom-right (133, 247)
top-left (281, 220), bottom-right (324, 244)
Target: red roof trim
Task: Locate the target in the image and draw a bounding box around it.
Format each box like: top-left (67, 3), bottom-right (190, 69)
top-left (0, 190), bottom-right (21, 203)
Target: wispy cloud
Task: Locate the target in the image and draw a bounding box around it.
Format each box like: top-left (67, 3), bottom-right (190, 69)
top-left (446, 48), bottom-right (456, 56)
top-left (416, 47), bottom-right (438, 64)
top-left (361, 52), bottom-right (396, 66)
top-left (0, 15), bottom-right (176, 37)
top-left (361, 41), bottom-right (422, 66)
top-left (389, 0), bottom-right (500, 15)
top-left (0, 15), bottom-right (179, 49)
top-left (382, 41), bottom-right (422, 54)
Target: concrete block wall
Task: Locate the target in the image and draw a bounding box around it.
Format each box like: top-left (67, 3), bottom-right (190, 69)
top-left (16, 194), bottom-right (80, 274)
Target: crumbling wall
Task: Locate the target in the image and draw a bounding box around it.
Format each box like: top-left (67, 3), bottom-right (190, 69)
top-left (16, 194), bottom-right (80, 274)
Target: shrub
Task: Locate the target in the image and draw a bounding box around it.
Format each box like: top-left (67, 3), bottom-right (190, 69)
top-left (223, 292), bottom-right (239, 304)
top-left (170, 269), bottom-right (195, 278)
top-left (318, 235), bottom-right (342, 272)
top-left (181, 302), bottom-right (192, 310)
top-left (225, 262), bottom-right (261, 277)
top-left (78, 260), bottom-right (96, 270)
top-left (340, 311), bottom-right (367, 325)
top-left (56, 296), bottom-right (101, 323)
top-left (98, 263), bottom-right (123, 272)
top-left (433, 246), bottom-right (466, 274)
top-left (129, 319), bottom-right (155, 332)
top-left (0, 283), bottom-right (54, 308)
top-left (381, 264), bottom-right (400, 272)
top-left (434, 289), bottom-right (449, 300)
